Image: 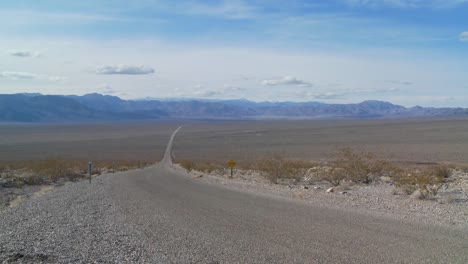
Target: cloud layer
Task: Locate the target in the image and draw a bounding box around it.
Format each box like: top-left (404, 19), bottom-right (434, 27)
top-left (8, 50), bottom-right (40, 57)
top-left (460, 31), bottom-right (468, 42)
top-left (95, 65), bottom-right (155, 75)
top-left (0, 71), bottom-right (65, 81)
top-left (262, 76), bottom-right (313, 87)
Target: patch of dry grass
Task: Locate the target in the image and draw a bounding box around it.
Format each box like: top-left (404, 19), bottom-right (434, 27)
top-left (175, 148), bottom-right (457, 201)
top-left (9, 195), bottom-right (26, 208)
top-left (178, 160), bottom-right (224, 173)
top-left (332, 147), bottom-right (390, 184)
top-left (256, 152), bottom-right (316, 184)
top-left (36, 185), bottom-right (55, 196)
top-left (392, 164), bottom-right (448, 199)
top-left (0, 158), bottom-right (153, 187)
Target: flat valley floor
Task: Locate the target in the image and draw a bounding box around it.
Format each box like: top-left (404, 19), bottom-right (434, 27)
top-left (1, 118), bottom-right (468, 164)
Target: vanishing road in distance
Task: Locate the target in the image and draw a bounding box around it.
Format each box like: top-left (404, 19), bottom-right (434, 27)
top-left (1, 127), bottom-right (467, 263)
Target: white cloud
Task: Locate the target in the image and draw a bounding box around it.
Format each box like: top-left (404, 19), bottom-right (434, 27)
top-left (97, 84), bottom-right (128, 96)
top-left (193, 90), bottom-right (223, 97)
top-left (8, 50), bottom-right (40, 58)
top-left (0, 71), bottom-right (66, 81)
top-left (262, 76), bottom-right (313, 87)
top-left (460, 31), bottom-right (468, 42)
top-left (188, 84), bottom-right (224, 97)
top-left (0, 71), bottom-right (36, 80)
top-left (346, 87), bottom-right (400, 93)
top-left (95, 65), bottom-right (155, 75)
top-left (184, 84), bottom-right (247, 98)
top-left (224, 84), bottom-right (247, 91)
top-left (311, 92), bottom-right (345, 100)
top-left (296, 86), bottom-right (399, 101)
top-left (298, 91), bottom-right (345, 100)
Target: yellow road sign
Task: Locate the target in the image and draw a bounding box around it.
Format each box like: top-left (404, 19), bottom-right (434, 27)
top-left (228, 160), bottom-right (236, 168)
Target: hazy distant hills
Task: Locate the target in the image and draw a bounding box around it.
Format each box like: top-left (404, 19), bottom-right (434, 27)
top-left (1, 93), bottom-right (467, 122)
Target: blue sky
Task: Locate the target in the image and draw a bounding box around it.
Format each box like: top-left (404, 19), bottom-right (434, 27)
top-left (0, 0), bottom-right (467, 107)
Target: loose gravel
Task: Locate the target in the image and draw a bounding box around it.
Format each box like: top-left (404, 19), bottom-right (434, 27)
top-left (183, 167), bottom-right (468, 229)
top-left (0, 173), bottom-right (152, 263)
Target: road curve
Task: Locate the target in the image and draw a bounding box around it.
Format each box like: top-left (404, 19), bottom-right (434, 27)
top-left (0, 127), bottom-right (467, 263)
top-left (160, 126), bottom-right (182, 165)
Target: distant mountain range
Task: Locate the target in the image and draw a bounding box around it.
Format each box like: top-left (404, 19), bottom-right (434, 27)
top-left (1, 93), bottom-right (467, 122)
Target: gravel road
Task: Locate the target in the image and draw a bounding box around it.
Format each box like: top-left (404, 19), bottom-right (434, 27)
top-left (1, 127), bottom-right (467, 263)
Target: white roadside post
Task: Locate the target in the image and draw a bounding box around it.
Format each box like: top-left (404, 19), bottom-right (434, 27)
top-left (88, 161), bottom-right (92, 184)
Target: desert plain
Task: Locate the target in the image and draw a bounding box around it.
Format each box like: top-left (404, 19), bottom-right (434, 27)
top-left (1, 118), bottom-right (468, 165)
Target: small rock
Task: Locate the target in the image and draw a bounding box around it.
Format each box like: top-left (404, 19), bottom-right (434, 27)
top-left (410, 189), bottom-right (423, 199)
top-left (326, 187), bottom-right (334, 193)
top-left (302, 186), bottom-right (309, 189)
top-left (340, 191), bottom-right (348, 195)
top-left (313, 186), bottom-right (321, 190)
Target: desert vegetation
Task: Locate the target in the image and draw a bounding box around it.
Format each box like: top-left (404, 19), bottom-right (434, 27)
top-left (0, 158), bottom-right (154, 209)
top-left (178, 147), bottom-right (465, 201)
top-left (391, 164), bottom-right (450, 199)
top-left (0, 158), bottom-right (152, 188)
top-left (255, 153), bottom-right (316, 184)
top-left (178, 160), bottom-right (224, 174)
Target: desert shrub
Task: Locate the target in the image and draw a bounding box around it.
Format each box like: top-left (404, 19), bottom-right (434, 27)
top-left (29, 158), bottom-right (71, 182)
top-left (330, 147), bottom-right (389, 184)
top-left (92, 167), bottom-right (102, 175)
top-left (21, 174), bottom-right (45, 185)
top-left (256, 153), bottom-right (290, 184)
top-left (179, 160), bottom-right (195, 172)
top-left (319, 167), bottom-right (347, 186)
top-left (178, 160), bottom-right (224, 173)
top-left (65, 170), bottom-right (83, 182)
top-left (0, 164), bottom-right (7, 173)
top-left (112, 160), bottom-right (151, 171)
top-left (237, 160), bottom-right (257, 171)
top-left (430, 163), bottom-right (451, 179)
top-left (392, 166), bottom-right (446, 199)
top-left (456, 164), bottom-right (468, 173)
top-left (14, 177), bottom-right (25, 188)
top-left (285, 160), bottom-right (314, 183)
top-left (256, 153), bottom-right (313, 184)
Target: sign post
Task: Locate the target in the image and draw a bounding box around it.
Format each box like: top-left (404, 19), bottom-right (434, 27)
top-left (227, 160), bottom-right (236, 178)
top-left (88, 161), bottom-right (92, 184)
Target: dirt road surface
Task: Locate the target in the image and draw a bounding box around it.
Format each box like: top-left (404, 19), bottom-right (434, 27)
top-left (1, 127), bottom-right (467, 263)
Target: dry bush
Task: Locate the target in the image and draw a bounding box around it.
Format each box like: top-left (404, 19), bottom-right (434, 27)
top-left (237, 160), bottom-right (257, 171)
top-left (111, 160), bottom-right (151, 171)
top-left (285, 160), bottom-right (315, 183)
top-left (200, 162), bottom-right (224, 173)
top-left (330, 147), bottom-right (389, 184)
top-left (256, 153), bottom-right (314, 184)
top-left (21, 173), bottom-right (45, 185)
top-left (178, 160), bottom-right (224, 174)
top-left (455, 164), bottom-right (468, 173)
top-left (319, 167), bottom-right (347, 186)
top-left (430, 163), bottom-right (451, 179)
top-left (179, 160), bottom-right (195, 172)
top-left (0, 164), bottom-right (7, 173)
top-left (1, 158), bottom-right (152, 186)
top-left (256, 152), bottom-right (290, 184)
top-left (28, 158), bottom-right (74, 182)
top-left (392, 165), bottom-right (446, 199)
